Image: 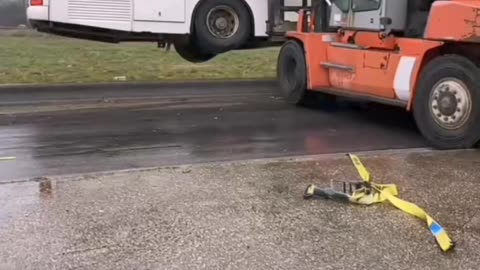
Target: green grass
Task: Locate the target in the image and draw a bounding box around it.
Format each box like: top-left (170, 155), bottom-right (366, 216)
top-left (0, 35), bottom-right (279, 85)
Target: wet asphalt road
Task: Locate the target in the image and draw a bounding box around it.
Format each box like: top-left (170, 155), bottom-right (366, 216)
top-left (0, 81), bottom-right (427, 182)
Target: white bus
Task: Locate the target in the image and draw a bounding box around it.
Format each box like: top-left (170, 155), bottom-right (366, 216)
top-left (27, 0), bottom-right (308, 62)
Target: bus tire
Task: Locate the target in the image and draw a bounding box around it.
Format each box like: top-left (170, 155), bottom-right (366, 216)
top-left (194, 0), bottom-right (252, 54)
top-left (174, 36), bottom-right (216, 63)
top-left (413, 55), bottom-right (480, 149)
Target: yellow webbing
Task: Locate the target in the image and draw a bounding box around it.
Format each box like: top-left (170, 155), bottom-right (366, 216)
top-left (347, 154), bottom-right (454, 252)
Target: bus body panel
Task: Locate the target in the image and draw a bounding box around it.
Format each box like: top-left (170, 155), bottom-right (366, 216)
top-left (134, 0), bottom-right (186, 23)
top-left (30, 0), bottom-right (306, 36)
top-left (133, 0), bottom-right (196, 34)
top-left (49, 0), bottom-right (134, 32)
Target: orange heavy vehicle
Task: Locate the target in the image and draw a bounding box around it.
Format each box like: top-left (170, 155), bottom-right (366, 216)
top-left (272, 0), bottom-right (480, 149)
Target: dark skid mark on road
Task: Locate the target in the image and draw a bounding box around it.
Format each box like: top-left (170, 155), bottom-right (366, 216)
top-left (0, 82), bottom-right (426, 182)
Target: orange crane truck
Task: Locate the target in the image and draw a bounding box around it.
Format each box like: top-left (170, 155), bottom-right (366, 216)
top-left (272, 0), bottom-right (480, 149)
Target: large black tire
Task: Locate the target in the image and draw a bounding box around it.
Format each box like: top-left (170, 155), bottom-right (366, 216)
top-left (413, 55), bottom-right (480, 149)
top-left (277, 40), bottom-right (310, 105)
top-left (193, 0), bottom-right (252, 54)
top-left (174, 36), bottom-right (216, 63)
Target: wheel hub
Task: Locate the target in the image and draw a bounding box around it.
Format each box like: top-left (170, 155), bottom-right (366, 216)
top-left (429, 78), bottom-right (472, 130)
top-left (206, 5), bottom-right (239, 39)
top-left (438, 92), bottom-right (457, 116)
top-left (215, 17), bottom-right (228, 30)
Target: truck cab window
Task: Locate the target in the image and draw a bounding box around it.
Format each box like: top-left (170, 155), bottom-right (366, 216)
top-left (333, 0), bottom-right (351, 13)
top-left (352, 0), bottom-right (381, 12)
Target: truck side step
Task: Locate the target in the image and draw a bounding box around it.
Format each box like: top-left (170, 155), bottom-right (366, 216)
top-left (330, 42), bottom-right (365, 50)
top-left (320, 62), bottom-right (355, 72)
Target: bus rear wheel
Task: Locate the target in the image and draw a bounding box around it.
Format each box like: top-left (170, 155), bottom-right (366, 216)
top-left (194, 0), bottom-right (251, 54)
top-left (173, 36), bottom-right (216, 63)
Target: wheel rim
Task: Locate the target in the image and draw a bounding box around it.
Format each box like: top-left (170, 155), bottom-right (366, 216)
top-left (206, 5), bottom-right (239, 39)
top-left (429, 78), bottom-right (472, 130)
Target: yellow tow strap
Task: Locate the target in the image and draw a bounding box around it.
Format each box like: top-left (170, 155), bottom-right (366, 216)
top-left (0, 156), bottom-right (16, 161)
top-left (304, 154), bottom-right (454, 252)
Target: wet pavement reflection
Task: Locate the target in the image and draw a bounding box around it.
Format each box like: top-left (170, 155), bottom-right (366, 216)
top-left (0, 83), bottom-right (427, 182)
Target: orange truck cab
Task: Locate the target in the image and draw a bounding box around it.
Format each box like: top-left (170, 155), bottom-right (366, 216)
top-left (274, 0), bottom-right (480, 149)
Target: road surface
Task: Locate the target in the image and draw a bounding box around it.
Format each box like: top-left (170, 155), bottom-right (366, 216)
top-left (0, 81), bottom-right (427, 182)
top-left (3, 81), bottom-right (480, 270)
